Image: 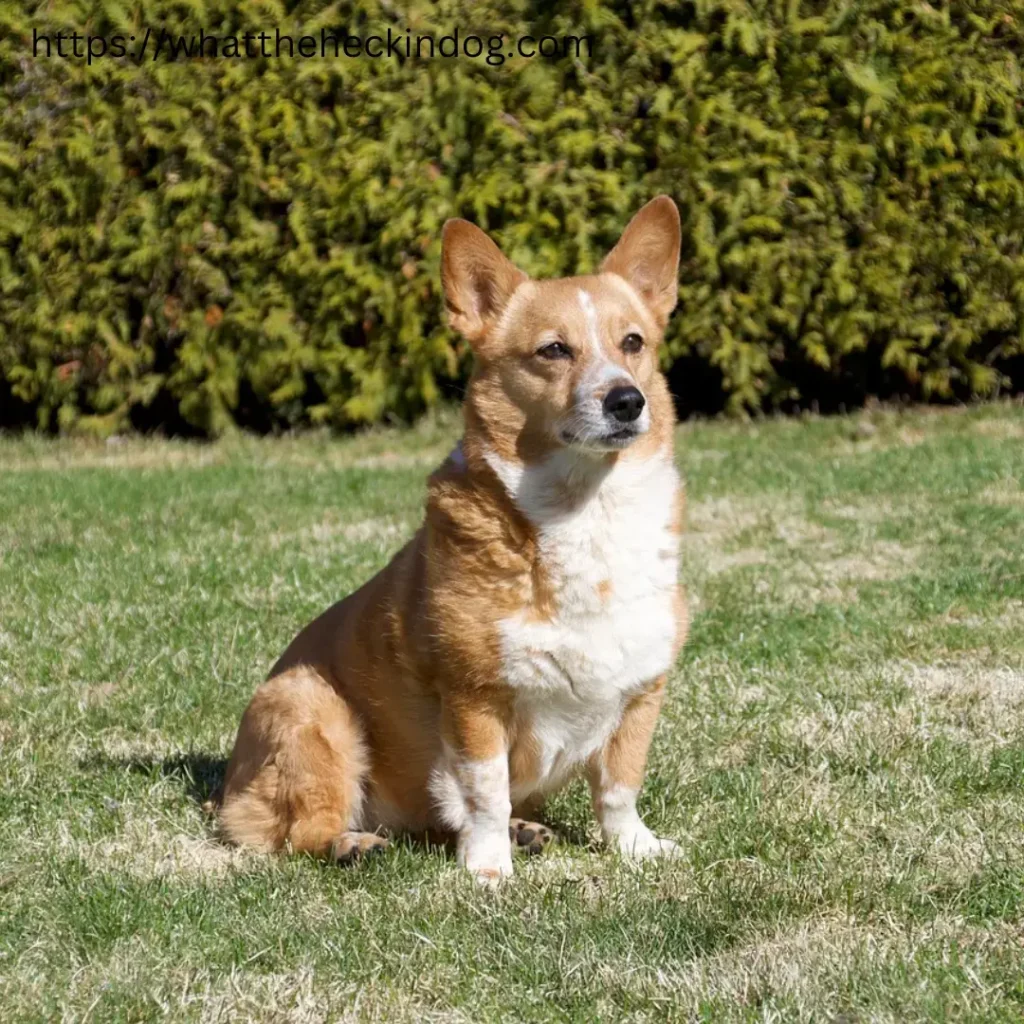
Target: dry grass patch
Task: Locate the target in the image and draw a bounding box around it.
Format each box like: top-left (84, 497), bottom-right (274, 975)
top-left (683, 495), bottom-right (793, 578)
top-left (351, 451), bottom-right (449, 470)
top-left (831, 421), bottom-right (928, 455)
top-left (190, 969), bottom-right (464, 1024)
top-left (700, 547), bottom-right (770, 576)
top-left (779, 660), bottom-right (1024, 767)
top-left (266, 516), bottom-right (412, 552)
top-left (685, 494), bottom-right (920, 601)
top-left (685, 495), bottom-right (798, 539)
top-left (9, 945), bottom-right (466, 1024)
top-left (820, 498), bottom-right (903, 524)
top-left (979, 481), bottom-right (1024, 506)
top-left (902, 662), bottom-right (1024, 710)
top-left (760, 537), bottom-right (922, 607)
top-left (0, 439), bottom-right (228, 472)
top-left (804, 539), bottom-right (920, 584)
top-left (0, 415), bottom-right (462, 475)
top-left (881, 796), bottom-right (1024, 885)
top-left (77, 680), bottom-right (120, 709)
top-left (781, 696), bottom-right (968, 758)
top-left (940, 600), bottom-right (1024, 632)
top-left (600, 914), bottom-right (1015, 1019)
top-left (92, 734), bottom-right (229, 764)
top-left (72, 817), bottom-right (259, 881)
top-left (971, 418), bottom-right (1024, 440)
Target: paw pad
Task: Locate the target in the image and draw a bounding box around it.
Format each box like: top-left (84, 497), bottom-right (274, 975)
top-left (330, 832), bottom-right (390, 866)
top-left (509, 818), bottom-right (555, 856)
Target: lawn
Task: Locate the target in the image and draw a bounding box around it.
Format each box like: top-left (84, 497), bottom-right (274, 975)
top-left (1, 402), bottom-right (1024, 1022)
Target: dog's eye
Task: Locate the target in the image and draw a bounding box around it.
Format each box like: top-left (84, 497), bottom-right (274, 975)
top-left (622, 333), bottom-right (644, 355)
top-left (536, 341), bottom-right (573, 360)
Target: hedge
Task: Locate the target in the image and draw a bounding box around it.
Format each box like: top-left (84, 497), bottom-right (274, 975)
top-left (2, 0), bottom-right (1023, 435)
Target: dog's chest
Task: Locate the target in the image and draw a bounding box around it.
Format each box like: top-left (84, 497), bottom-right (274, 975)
top-left (494, 454), bottom-right (681, 791)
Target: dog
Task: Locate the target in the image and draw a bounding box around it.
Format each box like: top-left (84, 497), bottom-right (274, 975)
top-left (217, 196), bottom-right (689, 883)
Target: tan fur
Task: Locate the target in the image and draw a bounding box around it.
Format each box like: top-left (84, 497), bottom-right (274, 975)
top-left (218, 197), bottom-right (689, 875)
top-left (589, 676), bottom-right (667, 795)
top-left (219, 667), bottom-right (368, 854)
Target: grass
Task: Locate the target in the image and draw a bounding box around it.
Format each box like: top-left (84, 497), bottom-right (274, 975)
top-left (1, 401), bottom-right (1024, 1022)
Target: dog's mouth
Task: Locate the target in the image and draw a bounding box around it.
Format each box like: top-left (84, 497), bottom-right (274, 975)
top-left (559, 425), bottom-right (641, 451)
top-left (600, 427), bottom-right (640, 447)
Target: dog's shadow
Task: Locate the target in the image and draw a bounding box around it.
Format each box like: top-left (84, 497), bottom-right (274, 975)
top-left (81, 751), bottom-right (593, 852)
top-left (82, 751), bottom-right (227, 808)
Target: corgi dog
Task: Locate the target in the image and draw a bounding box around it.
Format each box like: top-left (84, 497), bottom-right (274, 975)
top-left (218, 196), bottom-right (689, 883)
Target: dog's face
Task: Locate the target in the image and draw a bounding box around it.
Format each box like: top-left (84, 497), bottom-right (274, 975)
top-left (442, 197), bottom-right (681, 458)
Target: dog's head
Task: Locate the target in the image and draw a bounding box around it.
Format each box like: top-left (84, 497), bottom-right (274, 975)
top-left (442, 196), bottom-right (680, 460)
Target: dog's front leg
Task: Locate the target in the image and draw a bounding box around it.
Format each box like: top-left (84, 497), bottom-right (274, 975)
top-left (437, 700), bottom-right (513, 885)
top-left (587, 676), bottom-right (680, 860)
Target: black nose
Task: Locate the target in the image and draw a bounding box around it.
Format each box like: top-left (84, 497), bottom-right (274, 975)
top-left (603, 385), bottom-right (646, 423)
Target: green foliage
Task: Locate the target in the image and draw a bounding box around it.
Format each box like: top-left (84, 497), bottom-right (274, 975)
top-left (1, 0), bottom-right (1023, 434)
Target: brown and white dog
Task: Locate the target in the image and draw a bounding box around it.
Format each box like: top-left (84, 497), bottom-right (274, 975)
top-left (218, 196), bottom-right (689, 883)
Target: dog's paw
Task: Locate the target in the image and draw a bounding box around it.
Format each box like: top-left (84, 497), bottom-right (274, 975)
top-left (509, 818), bottom-right (556, 856)
top-left (330, 832), bottom-right (390, 865)
top-left (458, 831), bottom-right (514, 886)
top-left (469, 864), bottom-right (513, 888)
top-left (610, 827), bottom-right (681, 861)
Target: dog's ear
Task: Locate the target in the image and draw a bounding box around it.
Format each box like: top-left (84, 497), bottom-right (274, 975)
top-left (600, 195), bottom-right (681, 326)
top-left (441, 220), bottom-right (527, 345)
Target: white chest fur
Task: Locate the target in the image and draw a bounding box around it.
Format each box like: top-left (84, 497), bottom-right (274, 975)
top-left (486, 447), bottom-right (681, 799)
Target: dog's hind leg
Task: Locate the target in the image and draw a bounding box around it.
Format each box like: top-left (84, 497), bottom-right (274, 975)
top-left (218, 666), bottom-right (372, 857)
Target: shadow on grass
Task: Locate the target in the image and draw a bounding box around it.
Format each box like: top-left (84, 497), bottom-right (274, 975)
top-left (79, 751), bottom-right (595, 853)
top-left (80, 751), bottom-right (227, 807)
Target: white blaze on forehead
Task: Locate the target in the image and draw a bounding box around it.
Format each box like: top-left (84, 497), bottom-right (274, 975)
top-left (577, 287), bottom-right (633, 390)
top-left (577, 288), bottom-right (603, 359)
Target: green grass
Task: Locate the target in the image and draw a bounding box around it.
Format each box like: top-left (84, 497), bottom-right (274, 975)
top-left (2, 402), bottom-right (1024, 1023)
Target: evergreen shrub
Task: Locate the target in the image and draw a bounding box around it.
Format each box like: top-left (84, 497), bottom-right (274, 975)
top-left (2, 0), bottom-right (1022, 434)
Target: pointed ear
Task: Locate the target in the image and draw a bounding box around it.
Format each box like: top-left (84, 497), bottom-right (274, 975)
top-left (441, 219), bottom-right (528, 344)
top-left (600, 195), bottom-right (681, 326)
